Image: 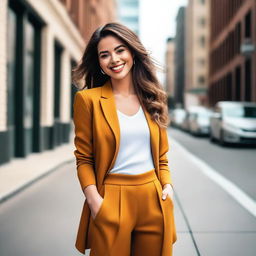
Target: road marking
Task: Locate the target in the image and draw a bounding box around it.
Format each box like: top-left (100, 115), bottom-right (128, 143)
top-left (169, 136), bottom-right (256, 218)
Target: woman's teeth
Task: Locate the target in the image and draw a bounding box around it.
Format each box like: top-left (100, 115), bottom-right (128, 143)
top-left (111, 64), bottom-right (125, 71)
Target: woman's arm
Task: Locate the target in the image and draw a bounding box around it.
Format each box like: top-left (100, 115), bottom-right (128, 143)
top-left (73, 90), bottom-right (96, 192)
top-left (159, 126), bottom-right (174, 189)
top-left (73, 91), bottom-right (104, 217)
top-left (159, 126), bottom-right (174, 200)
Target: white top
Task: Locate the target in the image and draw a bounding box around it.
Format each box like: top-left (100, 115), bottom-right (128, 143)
top-left (108, 105), bottom-right (155, 175)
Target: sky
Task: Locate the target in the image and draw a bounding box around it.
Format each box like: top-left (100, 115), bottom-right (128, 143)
top-left (139, 0), bottom-right (188, 83)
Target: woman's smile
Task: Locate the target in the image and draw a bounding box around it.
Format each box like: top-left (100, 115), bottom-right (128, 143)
top-left (110, 63), bottom-right (125, 73)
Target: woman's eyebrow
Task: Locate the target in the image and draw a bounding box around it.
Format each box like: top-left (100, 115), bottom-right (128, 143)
top-left (99, 44), bottom-right (126, 55)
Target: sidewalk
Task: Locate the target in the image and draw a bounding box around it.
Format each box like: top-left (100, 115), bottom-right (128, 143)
top-left (169, 129), bottom-right (256, 256)
top-left (0, 129), bottom-right (256, 255)
top-left (0, 141), bottom-right (75, 203)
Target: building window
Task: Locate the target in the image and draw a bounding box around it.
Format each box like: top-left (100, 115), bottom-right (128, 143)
top-left (199, 35), bottom-right (205, 47)
top-left (245, 11), bottom-right (251, 38)
top-left (7, 7), bottom-right (17, 159)
top-left (198, 75), bottom-right (205, 85)
top-left (197, 58), bottom-right (205, 67)
top-left (24, 21), bottom-right (35, 130)
top-left (71, 59), bottom-right (78, 119)
top-left (8, 0), bottom-right (43, 157)
top-left (198, 17), bottom-right (206, 27)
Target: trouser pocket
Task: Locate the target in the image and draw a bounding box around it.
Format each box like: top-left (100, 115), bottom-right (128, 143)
top-left (93, 184), bottom-right (107, 224)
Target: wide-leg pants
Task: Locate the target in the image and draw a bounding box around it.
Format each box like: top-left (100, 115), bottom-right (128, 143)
top-left (89, 169), bottom-right (176, 256)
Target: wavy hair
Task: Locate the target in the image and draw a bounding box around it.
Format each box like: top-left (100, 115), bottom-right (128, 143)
top-left (72, 22), bottom-right (170, 129)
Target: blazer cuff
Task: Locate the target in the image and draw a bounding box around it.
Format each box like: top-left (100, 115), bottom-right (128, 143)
top-left (160, 170), bottom-right (173, 188)
top-left (77, 164), bottom-right (96, 191)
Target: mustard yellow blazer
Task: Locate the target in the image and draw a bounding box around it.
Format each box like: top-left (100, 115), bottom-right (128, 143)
top-left (73, 79), bottom-right (174, 254)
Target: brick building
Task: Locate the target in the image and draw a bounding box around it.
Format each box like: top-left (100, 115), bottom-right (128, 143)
top-left (209, 0), bottom-right (256, 106)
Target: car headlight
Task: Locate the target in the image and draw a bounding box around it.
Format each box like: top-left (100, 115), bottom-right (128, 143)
top-left (223, 123), bottom-right (241, 132)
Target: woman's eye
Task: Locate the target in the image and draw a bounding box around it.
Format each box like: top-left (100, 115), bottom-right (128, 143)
top-left (117, 49), bottom-right (124, 53)
top-left (100, 54), bottom-right (108, 58)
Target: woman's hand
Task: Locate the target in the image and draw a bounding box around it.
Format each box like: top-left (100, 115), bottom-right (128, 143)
top-left (89, 194), bottom-right (104, 220)
top-left (162, 183), bottom-right (174, 201)
top-left (83, 185), bottom-right (104, 219)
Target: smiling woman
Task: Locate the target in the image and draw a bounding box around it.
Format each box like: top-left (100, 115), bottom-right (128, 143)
top-left (98, 37), bottom-right (134, 79)
top-left (72, 22), bottom-right (177, 256)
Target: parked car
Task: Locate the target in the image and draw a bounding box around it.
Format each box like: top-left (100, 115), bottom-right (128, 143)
top-left (171, 109), bottom-right (186, 128)
top-left (210, 101), bottom-right (256, 145)
top-left (180, 110), bottom-right (190, 132)
top-left (188, 106), bottom-right (213, 136)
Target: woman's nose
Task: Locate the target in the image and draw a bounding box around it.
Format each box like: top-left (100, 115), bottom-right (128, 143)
top-left (110, 53), bottom-right (120, 63)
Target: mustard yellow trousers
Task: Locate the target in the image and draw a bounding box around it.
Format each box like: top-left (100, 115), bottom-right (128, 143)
top-left (89, 169), bottom-right (176, 256)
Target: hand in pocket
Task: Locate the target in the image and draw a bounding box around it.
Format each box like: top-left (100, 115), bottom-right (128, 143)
top-left (90, 195), bottom-right (104, 220)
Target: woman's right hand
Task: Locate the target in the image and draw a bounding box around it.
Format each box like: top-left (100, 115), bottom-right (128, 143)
top-left (89, 194), bottom-right (104, 220)
top-left (83, 184), bottom-right (104, 220)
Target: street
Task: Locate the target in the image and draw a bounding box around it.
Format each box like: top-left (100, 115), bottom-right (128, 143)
top-left (169, 127), bottom-right (256, 200)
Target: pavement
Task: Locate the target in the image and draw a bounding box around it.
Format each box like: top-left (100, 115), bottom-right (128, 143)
top-left (0, 127), bottom-right (255, 255)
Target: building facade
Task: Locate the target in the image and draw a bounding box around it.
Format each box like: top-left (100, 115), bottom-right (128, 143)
top-left (174, 7), bottom-right (186, 108)
top-left (209, 0), bottom-right (256, 106)
top-left (185, 0), bottom-right (210, 108)
top-left (0, 0), bottom-right (116, 165)
top-left (165, 37), bottom-right (175, 109)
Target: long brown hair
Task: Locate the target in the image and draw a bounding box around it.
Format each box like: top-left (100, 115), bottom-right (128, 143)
top-left (72, 22), bottom-right (170, 129)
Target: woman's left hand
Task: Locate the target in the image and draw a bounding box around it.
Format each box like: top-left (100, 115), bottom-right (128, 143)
top-left (162, 184), bottom-right (174, 201)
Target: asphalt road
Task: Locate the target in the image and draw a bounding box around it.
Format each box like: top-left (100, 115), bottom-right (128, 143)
top-left (168, 127), bottom-right (256, 200)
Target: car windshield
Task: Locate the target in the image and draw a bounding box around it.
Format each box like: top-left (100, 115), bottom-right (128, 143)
top-left (198, 111), bottom-right (211, 118)
top-left (222, 106), bottom-right (256, 118)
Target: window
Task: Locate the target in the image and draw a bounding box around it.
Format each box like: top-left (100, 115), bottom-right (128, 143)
top-left (197, 58), bottom-right (205, 67)
top-left (7, 7), bottom-right (17, 159)
top-left (198, 75), bottom-right (205, 85)
top-left (198, 17), bottom-right (206, 27)
top-left (24, 21), bottom-right (35, 130)
top-left (245, 11), bottom-right (251, 38)
top-left (7, 0), bottom-right (43, 156)
top-left (199, 36), bottom-right (206, 47)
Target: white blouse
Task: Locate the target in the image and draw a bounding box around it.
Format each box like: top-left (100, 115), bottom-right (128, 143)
top-left (108, 105), bottom-right (155, 175)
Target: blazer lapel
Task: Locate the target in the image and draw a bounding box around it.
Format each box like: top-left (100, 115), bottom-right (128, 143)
top-left (99, 80), bottom-right (159, 175)
top-left (100, 80), bottom-right (120, 173)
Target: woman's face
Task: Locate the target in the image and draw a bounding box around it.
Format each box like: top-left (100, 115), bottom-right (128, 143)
top-left (97, 35), bottom-right (134, 80)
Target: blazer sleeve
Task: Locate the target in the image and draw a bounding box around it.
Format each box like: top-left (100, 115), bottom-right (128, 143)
top-left (159, 126), bottom-right (174, 188)
top-left (73, 90), bottom-right (96, 192)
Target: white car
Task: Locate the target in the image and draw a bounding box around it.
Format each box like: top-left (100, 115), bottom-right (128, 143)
top-left (171, 109), bottom-right (186, 128)
top-left (210, 101), bottom-right (256, 145)
top-left (188, 106), bottom-right (212, 136)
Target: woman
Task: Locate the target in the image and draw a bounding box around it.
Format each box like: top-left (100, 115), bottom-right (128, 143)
top-left (72, 22), bottom-right (177, 256)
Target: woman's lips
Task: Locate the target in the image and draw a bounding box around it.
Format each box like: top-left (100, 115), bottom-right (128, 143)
top-left (110, 64), bottom-right (125, 73)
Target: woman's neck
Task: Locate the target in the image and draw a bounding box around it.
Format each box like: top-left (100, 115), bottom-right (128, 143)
top-left (111, 74), bottom-right (135, 96)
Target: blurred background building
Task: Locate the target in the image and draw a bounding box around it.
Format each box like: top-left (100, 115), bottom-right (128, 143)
top-left (0, 0), bottom-right (116, 165)
top-left (165, 37), bottom-right (175, 109)
top-left (166, 0), bottom-right (256, 110)
top-left (116, 0), bottom-right (140, 35)
top-left (174, 7), bottom-right (186, 108)
top-left (185, 0), bottom-right (210, 108)
top-left (208, 0), bottom-right (256, 106)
